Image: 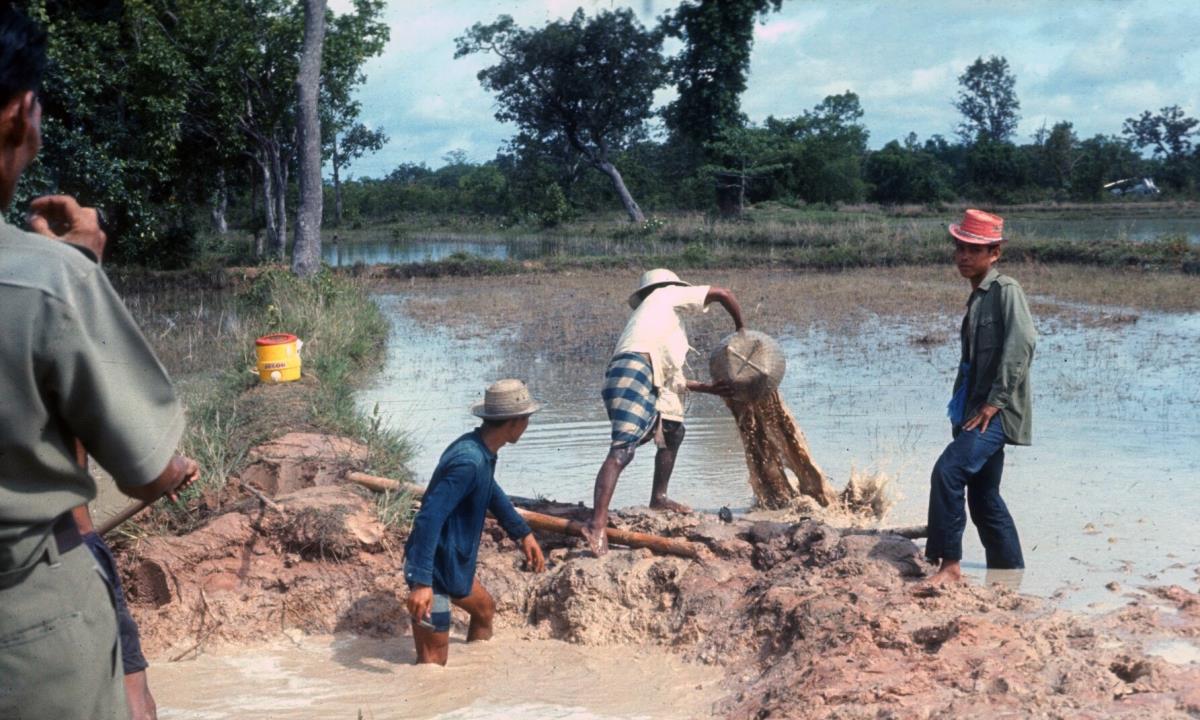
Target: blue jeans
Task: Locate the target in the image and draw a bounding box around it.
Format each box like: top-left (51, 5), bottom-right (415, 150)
top-left (926, 420), bottom-right (1024, 569)
top-left (83, 532), bottom-right (149, 675)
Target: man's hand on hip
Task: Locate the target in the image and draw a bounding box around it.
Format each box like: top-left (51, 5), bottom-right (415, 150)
top-left (963, 404), bottom-right (1000, 434)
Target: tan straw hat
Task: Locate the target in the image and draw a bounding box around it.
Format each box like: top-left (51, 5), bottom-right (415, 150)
top-left (470, 378), bottom-right (541, 419)
top-left (628, 268), bottom-right (691, 309)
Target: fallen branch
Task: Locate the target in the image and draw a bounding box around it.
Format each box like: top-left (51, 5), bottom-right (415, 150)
top-left (840, 525), bottom-right (928, 539)
top-left (346, 471), bottom-right (701, 559)
top-left (239, 480), bottom-right (285, 515)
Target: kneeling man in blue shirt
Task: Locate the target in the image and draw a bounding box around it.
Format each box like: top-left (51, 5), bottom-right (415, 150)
top-left (403, 379), bottom-right (546, 664)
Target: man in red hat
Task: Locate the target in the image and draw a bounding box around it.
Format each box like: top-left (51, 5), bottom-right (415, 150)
top-left (925, 209), bottom-right (1036, 585)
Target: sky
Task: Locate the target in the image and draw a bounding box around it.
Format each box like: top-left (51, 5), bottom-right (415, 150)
top-left (328, 0), bottom-right (1200, 179)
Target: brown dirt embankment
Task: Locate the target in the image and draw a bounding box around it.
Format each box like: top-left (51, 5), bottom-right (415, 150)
top-left (119, 433), bottom-right (1200, 719)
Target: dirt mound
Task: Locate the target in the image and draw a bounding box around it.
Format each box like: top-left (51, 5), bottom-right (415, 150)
top-left (239, 432), bottom-right (369, 496)
top-left (122, 484), bottom-right (407, 655)
top-left (119, 434), bottom-right (1200, 718)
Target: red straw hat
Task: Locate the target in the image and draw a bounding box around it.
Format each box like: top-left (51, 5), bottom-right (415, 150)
top-left (949, 209), bottom-right (1005, 245)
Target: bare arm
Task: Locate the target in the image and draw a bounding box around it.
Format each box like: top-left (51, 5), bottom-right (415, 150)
top-left (118, 454), bottom-right (200, 504)
top-left (704, 286), bottom-right (744, 331)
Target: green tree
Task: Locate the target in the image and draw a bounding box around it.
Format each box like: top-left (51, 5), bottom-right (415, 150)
top-left (1070, 135), bottom-right (1143, 200)
top-left (1039, 121), bottom-right (1079, 192)
top-left (456, 9), bottom-right (667, 222)
top-left (320, 0), bottom-right (389, 225)
top-left (15, 0), bottom-right (194, 265)
top-left (865, 136), bottom-right (953, 204)
top-left (660, 0), bottom-right (784, 165)
top-left (764, 91), bottom-right (869, 204)
top-left (1122, 105), bottom-right (1198, 191)
top-left (955, 56), bottom-right (1020, 144)
top-left (703, 126), bottom-right (786, 216)
top-left (327, 122), bottom-right (387, 225)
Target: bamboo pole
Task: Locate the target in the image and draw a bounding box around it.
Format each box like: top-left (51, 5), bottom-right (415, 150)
top-left (345, 471), bottom-right (702, 559)
top-left (97, 500), bottom-right (150, 537)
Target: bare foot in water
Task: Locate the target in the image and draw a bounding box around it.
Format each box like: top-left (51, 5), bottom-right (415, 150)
top-left (579, 521), bottom-right (609, 556)
top-left (649, 496), bottom-right (692, 514)
top-left (924, 560), bottom-right (964, 587)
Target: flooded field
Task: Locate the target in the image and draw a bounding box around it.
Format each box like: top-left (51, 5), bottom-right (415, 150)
top-left (358, 268), bottom-right (1200, 610)
top-left (323, 214), bottom-right (1199, 266)
top-left (152, 634), bottom-right (723, 720)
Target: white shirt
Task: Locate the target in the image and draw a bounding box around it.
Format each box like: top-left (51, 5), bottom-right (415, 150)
top-left (612, 284), bottom-right (710, 421)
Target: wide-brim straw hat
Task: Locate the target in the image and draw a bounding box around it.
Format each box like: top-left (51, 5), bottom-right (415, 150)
top-left (628, 268), bottom-right (691, 309)
top-left (470, 378), bottom-right (542, 419)
top-left (949, 208), bottom-right (1005, 245)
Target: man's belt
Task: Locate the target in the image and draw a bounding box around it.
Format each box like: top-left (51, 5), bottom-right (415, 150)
top-left (52, 511), bottom-right (83, 555)
top-left (0, 512), bottom-right (83, 587)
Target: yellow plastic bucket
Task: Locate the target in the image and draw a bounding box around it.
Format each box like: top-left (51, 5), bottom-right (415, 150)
top-left (255, 333), bottom-right (302, 383)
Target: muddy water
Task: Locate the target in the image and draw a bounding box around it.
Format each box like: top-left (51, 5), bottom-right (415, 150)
top-left (151, 634), bottom-right (724, 719)
top-left (360, 295), bottom-right (1200, 610)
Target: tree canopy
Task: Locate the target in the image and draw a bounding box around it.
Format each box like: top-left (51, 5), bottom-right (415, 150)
top-left (955, 56), bottom-right (1020, 144)
top-left (661, 0), bottom-right (784, 162)
top-left (455, 9), bottom-right (667, 222)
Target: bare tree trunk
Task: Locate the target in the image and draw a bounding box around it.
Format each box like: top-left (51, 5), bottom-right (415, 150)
top-left (291, 0), bottom-right (326, 277)
top-left (268, 142), bottom-right (287, 258)
top-left (210, 169), bottom-right (229, 235)
top-left (331, 134), bottom-right (344, 226)
top-left (596, 160), bottom-right (645, 223)
top-left (260, 154), bottom-right (279, 257)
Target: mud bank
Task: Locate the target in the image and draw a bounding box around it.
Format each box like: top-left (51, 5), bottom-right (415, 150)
top-left (119, 434), bottom-right (1200, 719)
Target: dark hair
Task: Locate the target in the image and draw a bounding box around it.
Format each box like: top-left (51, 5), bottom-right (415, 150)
top-left (0, 6), bottom-right (48, 106)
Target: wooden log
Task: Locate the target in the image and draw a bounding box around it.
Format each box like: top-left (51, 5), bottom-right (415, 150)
top-left (840, 524), bottom-right (928, 539)
top-left (345, 471), bottom-right (701, 559)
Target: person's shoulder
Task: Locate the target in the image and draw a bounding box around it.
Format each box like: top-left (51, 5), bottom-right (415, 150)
top-left (441, 431), bottom-right (486, 464)
top-left (995, 274), bottom-right (1028, 295)
top-left (0, 223), bottom-right (99, 299)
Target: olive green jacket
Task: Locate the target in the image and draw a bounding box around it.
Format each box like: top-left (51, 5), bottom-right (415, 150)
top-left (954, 268), bottom-right (1037, 445)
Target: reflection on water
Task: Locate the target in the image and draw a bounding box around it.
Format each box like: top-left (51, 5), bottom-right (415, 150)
top-left (360, 295), bottom-right (1200, 608)
top-left (321, 233), bottom-right (688, 267)
top-left (324, 216), bottom-right (1199, 267)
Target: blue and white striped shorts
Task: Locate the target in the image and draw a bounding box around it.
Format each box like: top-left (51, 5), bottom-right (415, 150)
top-left (602, 352), bottom-right (659, 448)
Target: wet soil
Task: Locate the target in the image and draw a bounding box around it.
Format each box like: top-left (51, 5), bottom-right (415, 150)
top-left (119, 433), bottom-right (1200, 719)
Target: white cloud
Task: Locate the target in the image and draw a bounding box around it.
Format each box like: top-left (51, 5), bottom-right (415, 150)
top-left (337, 0), bottom-right (1200, 176)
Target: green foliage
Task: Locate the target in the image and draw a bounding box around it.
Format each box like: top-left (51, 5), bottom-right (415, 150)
top-left (1070, 135), bottom-right (1144, 200)
top-left (964, 140), bottom-right (1034, 202)
top-left (531, 182), bottom-right (571, 227)
top-left (955, 56), bottom-right (1020, 144)
top-left (660, 0), bottom-right (783, 164)
top-left (1123, 105), bottom-right (1199, 191)
top-left (456, 9), bottom-right (667, 220)
top-left (865, 139), bottom-right (953, 204)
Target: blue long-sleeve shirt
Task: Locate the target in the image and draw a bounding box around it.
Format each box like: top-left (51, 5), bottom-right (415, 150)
top-left (403, 430), bottom-right (532, 598)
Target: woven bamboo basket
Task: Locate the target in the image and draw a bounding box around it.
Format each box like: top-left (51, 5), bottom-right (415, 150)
top-left (708, 330), bottom-right (786, 402)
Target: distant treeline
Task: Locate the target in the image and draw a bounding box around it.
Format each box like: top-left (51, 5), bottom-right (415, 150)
top-left (10, 1), bottom-right (1199, 268)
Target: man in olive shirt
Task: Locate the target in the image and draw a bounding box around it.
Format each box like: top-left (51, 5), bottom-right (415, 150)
top-left (925, 209), bottom-right (1036, 585)
top-left (0, 9), bottom-right (199, 719)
